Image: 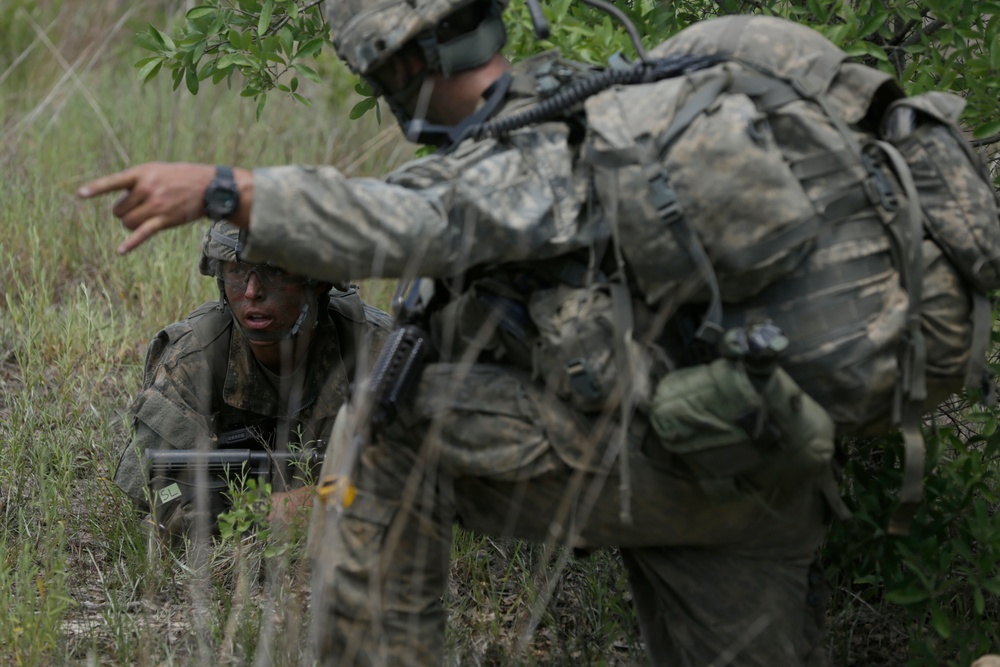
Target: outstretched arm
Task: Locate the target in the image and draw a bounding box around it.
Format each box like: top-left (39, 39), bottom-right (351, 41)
top-left (77, 162), bottom-right (254, 253)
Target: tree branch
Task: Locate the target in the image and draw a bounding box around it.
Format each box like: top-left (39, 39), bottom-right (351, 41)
top-left (898, 18), bottom-right (945, 48)
top-left (971, 134), bottom-right (1000, 148)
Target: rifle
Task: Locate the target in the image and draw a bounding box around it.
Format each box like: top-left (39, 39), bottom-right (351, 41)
top-left (145, 447), bottom-right (325, 479)
top-left (317, 278), bottom-right (436, 509)
top-left (144, 427), bottom-right (325, 510)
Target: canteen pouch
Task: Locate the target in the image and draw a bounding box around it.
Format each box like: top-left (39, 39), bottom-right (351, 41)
top-left (649, 357), bottom-right (834, 499)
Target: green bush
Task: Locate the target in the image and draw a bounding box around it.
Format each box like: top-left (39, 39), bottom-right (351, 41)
top-left (825, 412), bottom-right (1000, 666)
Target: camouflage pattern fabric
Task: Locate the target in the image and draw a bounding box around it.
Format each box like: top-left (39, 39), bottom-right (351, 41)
top-left (239, 28), bottom-right (836, 667)
top-left (114, 290), bottom-right (390, 540)
top-left (309, 364), bottom-right (831, 666)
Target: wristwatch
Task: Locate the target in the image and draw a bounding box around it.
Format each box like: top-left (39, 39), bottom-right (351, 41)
top-left (203, 165), bottom-right (240, 220)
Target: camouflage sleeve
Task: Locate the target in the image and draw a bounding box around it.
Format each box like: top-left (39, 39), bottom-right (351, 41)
top-left (113, 322), bottom-right (216, 506)
top-left (242, 125), bottom-right (587, 283)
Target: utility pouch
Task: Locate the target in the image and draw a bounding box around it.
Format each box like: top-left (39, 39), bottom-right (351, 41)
top-left (648, 357), bottom-right (834, 500)
top-left (882, 92), bottom-right (1000, 293)
top-left (528, 283), bottom-right (652, 414)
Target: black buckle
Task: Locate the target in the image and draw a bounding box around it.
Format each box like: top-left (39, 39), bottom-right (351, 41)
top-left (861, 148), bottom-right (899, 212)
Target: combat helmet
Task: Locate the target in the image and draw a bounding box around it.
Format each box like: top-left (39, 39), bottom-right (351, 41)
top-left (199, 218), bottom-right (245, 278)
top-left (326, 0), bottom-right (508, 80)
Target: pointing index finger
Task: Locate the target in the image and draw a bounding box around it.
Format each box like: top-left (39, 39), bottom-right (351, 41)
top-left (77, 168), bottom-right (139, 199)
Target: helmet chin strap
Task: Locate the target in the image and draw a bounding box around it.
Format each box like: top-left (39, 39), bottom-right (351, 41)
top-left (398, 71), bottom-right (511, 149)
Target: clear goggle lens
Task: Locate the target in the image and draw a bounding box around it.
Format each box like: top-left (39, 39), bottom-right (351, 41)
top-left (220, 262), bottom-right (307, 291)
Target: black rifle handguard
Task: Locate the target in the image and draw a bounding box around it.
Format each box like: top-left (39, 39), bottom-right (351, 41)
top-left (367, 324), bottom-right (433, 428)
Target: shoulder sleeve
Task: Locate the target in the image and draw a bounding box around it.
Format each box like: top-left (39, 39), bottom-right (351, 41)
top-left (114, 319), bottom-right (220, 505)
top-left (125, 322), bottom-right (218, 451)
top-left (243, 126), bottom-right (584, 282)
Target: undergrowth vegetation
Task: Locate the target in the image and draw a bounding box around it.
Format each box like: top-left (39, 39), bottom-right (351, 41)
top-left (1, 1), bottom-right (999, 666)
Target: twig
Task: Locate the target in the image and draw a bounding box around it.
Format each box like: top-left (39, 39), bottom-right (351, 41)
top-left (971, 134), bottom-right (1000, 148)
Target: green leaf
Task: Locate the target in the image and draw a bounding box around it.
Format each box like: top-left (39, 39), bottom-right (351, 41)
top-left (843, 40), bottom-right (888, 61)
top-left (186, 66), bottom-right (200, 94)
top-left (858, 11), bottom-right (889, 39)
top-left (171, 66), bottom-right (184, 90)
top-left (218, 53), bottom-right (255, 69)
top-left (146, 23), bottom-right (165, 46)
top-left (258, 0), bottom-right (273, 35)
top-left (295, 37), bottom-right (325, 60)
top-left (974, 119), bottom-right (1000, 140)
top-left (806, 0), bottom-right (831, 23)
top-left (256, 92), bottom-right (267, 121)
top-left (192, 38), bottom-right (207, 63)
top-left (185, 6), bottom-right (216, 20)
top-left (349, 97), bottom-right (376, 120)
top-left (279, 26), bottom-right (294, 54)
top-left (293, 63), bottom-right (320, 82)
top-left (930, 604), bottom-right (952, 639)
top-left (290, 76), bottom-right (298, 92)
top-left (985, 41), bottom-right (1000, 71)
top-left (136, 29), bottom-right (167, 53)
top-left (292, 92), bottom-right (312, 106)
top-left (137, 57), bottom-right (163, 82)
top-left (155, 27), bottom-right (176, 52)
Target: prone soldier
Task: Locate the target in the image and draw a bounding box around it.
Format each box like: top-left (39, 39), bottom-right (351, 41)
top-left (113, 220), bottom-right (390, 543)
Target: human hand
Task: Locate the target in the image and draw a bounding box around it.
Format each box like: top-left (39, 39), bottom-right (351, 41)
top-left (269, 485), bottom-right (315, 526)
top-left (77, 162), bottom-right (251, 254)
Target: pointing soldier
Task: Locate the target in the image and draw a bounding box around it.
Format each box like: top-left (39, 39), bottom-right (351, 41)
top-left (81, 2), bottom-right (836, 664)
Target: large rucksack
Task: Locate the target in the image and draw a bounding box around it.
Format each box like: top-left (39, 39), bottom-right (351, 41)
top-left (577, 15), bottom-right (999, 532)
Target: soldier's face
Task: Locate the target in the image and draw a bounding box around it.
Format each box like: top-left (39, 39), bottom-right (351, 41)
top-left (221, 261), bottom-right (317, 342)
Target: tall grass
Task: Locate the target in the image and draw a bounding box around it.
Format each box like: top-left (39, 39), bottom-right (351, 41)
top-left (0, 2), bottom-right (643, 665)
top-left (7, 2), bottom-right (1000, 666)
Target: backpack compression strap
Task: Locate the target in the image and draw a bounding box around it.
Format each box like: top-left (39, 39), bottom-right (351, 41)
top-left (869, 139), bottom-right (927, 536)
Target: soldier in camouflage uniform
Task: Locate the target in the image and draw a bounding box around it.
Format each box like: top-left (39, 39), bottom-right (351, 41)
top-left (81, 2), bottom-right (836, 664)
top-left (114, 220), bottom-right (391, 542)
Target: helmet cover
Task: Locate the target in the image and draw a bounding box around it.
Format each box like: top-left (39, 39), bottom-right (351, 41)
top-left (198, 219), bottom-right (245, 276)
top-left (326, 0), bottom-right (507, 76)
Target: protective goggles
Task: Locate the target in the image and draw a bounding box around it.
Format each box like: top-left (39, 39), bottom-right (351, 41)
top-left (219, 261), bottom-right (308, 291)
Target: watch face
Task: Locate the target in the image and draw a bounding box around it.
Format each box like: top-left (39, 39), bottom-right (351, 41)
top-left (206, 179), bottom-right (238, 218)
top-left (208, 187), bottom-right (236, 210)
